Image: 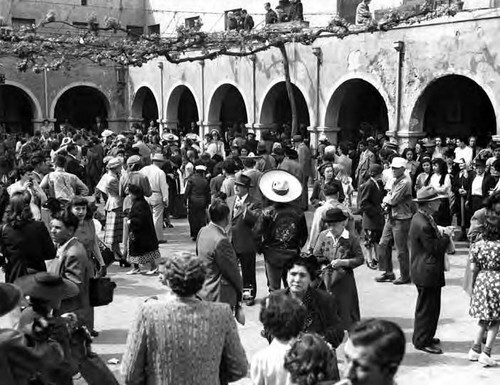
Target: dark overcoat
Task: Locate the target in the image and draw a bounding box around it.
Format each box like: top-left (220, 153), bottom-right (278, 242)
top-left (358, 178), bottom-right (385, 230)
top-left (128, 197), bottom-right (159, 255)
top-left (409, 212), bottom-right (450, 288)
top-left (226, 194), bottom-right (262, 254)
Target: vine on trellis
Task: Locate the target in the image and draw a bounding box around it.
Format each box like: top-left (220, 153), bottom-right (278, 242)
top-left (0, 1), bottom-right (461, 73)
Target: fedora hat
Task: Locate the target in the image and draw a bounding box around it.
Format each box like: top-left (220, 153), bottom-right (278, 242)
top-left (390, 157), bottom-right (406, 169)
top-left (15, 272), bottom-right (79, 303)
top-left (106, 157), bottom-right (122, 170)
top-left (323, 207), bottom-right (348, 223)
top-left (413, 186), bottom-right (442, 202)
top-left (235, 174), bottom-right (252, 188)
top-left (0, 283), bottom-right (22, 317)
top-left (259, 169), bottom-right (303, 203)
top-left (126, 155), bottom-right (141, 166)
top-left (151, 153), bottom-right (165, 162)
top-left (101, 129), bottom-right (115, 138)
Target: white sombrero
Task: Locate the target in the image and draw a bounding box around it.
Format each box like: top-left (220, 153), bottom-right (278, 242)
top-left (259, 169), bottom-right (303, 203)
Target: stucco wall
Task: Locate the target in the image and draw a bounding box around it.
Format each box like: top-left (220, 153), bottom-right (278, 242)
top-left (127, 9), bottom-right (500, 146)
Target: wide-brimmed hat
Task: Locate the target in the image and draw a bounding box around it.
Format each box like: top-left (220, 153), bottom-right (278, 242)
top-left (101, 129), bottom-right (115, 138)
top-left (390, 157), bottom-right (406, 169)
top-left (195, 164), bottom-right (207, 172)
top-left (210, 129), bottom-right (221, 137)
top-left (323, 207), bottom-right (348, 223)
top-left (235, 174), bottom-right (252, 188)
top-left (259, 170), bottom-right (303, 203)
top-left (126, 155), bottom-right (141, 166)
top-left (151, 153), bottom-right (165, 162)
top-left (246, 131), bottom-right (256, 137)
top-left (185, 133), bottom-right (201, 142)
top-left (15, 273), bottom-right (79, 303)
top-left (162, 132), bottom-right (179, 142)
top-left (292, 135), bottom-right (303, 143)
top-left (106, 157), bottom-right (122, 170)
top-left (413, 186), bottom-right (442, 202)
top-left (0, 283), bottom-right (22, 317)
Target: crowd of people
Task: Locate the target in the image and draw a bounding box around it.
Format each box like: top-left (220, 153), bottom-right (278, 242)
top-left (0, 116), bottom-right (500, 383)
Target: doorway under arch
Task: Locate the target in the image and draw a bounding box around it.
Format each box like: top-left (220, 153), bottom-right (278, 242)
top-left (166, 85), bottom-right (199, 134)
top-left (131, 87), bottom-right (158, 124)
top-left (0, 85), bottom-right (38, 134)
top-left (325, 79), bottom-right (388, 143)
top-left (208, 84), bottom-right (248, 131)
top-left (260, 82), bottom-right (310, 134)
top-left (410, 75), bottom-right (496, 145)
top-left (54, 86), bottom-right (109, 131)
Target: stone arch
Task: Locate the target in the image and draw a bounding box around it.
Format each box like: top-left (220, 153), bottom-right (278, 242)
top-left (207, 83), bottom-right (249, 128)
top-left (165, 84), bottom-right (200, 132)
top-left (50, 82), bottom-right (111, 120)
top-left (259, 80), bottom-right (311, 130)
top-left (131, 86), bottom-right (159, 122)
top-left (1, 82), bottom-right (43, 133)
top-left (324, 77), bottom-right (389, 143)
top-left (409, 74), bottom-right (497, 144)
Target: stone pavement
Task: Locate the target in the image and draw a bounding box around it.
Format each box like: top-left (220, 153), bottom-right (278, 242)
top-left (64, 215), bottom-right (499, 384)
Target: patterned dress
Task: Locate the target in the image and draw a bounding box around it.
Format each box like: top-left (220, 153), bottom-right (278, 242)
top-left (469, 239), bottom-right (500, 321)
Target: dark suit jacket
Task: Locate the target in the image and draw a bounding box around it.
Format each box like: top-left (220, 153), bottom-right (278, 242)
top-left (226, 194), bottom-right (262, 254)
top-left (467, 171), bottom-right (496, 201)
top-left (358, 178), bottom-right (385, 230)
top-left (65, 155), bottom-right (85, 181)
top-left (197, 222), bottom-right (243, 307)
top-left (409, 212), bottom-right (449, 288)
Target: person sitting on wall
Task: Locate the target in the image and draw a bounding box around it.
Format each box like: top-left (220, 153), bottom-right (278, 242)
top-left (355, 0), bottom-right (373, 25)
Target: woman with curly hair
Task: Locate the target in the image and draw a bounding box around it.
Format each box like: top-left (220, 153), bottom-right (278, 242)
top-left (284, 333), bottom-right (338, 385)
top-left (251, 292), bottom-right (306, 385)
top-left (1, 191), bottom-right (56, 282)
top-left (121, 252), bottom-right (248, 385)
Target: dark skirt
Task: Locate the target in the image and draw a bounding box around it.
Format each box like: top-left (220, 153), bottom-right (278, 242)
top-left (188, 205), bottom-right (208, 239)
top-left (434, 198), bottom-right (452, 226)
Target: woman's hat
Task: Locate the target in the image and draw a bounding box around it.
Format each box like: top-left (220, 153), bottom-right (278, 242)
top-left (259, 170), bottom-right (303, 203)
top-left (61, 137), bottom-right (74, 147)
top-left (185, 133), bottom-right (201, 142)
top-left (323, 207), bottom-right (348, 223)
top-left (413, 186), bottom-right (442, 202)
top-left (14, 273), bottom-right (79, 302)
top-left (210, 129), bottom-right (220, 137)
top-left (0, 283), bottom-right (22, 317)
top-left (106, 157), bottom-right (123, 170)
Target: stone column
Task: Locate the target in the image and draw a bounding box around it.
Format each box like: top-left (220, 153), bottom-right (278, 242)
top-left (395, 130), bottom-right (426, 149)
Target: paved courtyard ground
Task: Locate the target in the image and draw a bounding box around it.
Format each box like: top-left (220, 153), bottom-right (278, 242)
top-left (82, 213), bottom-right (500, 385)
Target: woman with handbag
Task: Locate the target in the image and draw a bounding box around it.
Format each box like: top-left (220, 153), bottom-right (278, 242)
top-left (312, 207), bottom-right (364, 331)
top-left (68, 197), bottom-right (106, 337)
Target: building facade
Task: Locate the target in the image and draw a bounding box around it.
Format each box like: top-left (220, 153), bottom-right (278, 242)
top-left (1, 0), bottom-right (500, 148)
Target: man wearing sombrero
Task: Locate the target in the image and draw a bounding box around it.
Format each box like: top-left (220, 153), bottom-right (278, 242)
top-left (410, 186), bottom-right (451, 355)
top-left (259, 170), bottom-right (308, 292)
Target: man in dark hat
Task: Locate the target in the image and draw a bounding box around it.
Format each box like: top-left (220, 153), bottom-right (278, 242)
top-left (256, 141), bottom-right (277, 172)
top-left (246, 131), bottom-right (258, 154)
top-left (0, 283), bottom-right (65, 385)
top-left (467, 158), bottom-right (496, 214)
top-left (226, 174), bottom-right (262, 305)
top-left (410, 186), bottom-right (451, 355)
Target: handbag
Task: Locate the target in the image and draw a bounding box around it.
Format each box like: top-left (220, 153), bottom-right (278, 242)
top-left (89, 277), bottom-right (116, 307)
top-left (98, 240), bottom-right (115, 267)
